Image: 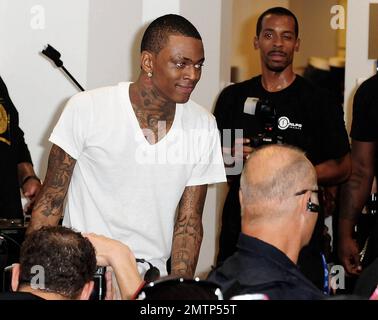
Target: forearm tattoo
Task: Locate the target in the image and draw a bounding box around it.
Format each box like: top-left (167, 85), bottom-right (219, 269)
top-left (33, 145), bottom-right (76, 218)
top-left (171, 185), bottom-right (207, 277)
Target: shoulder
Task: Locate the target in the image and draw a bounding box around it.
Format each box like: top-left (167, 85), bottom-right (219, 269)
top-left (294, 75), bottom-right (337, 108)
top-left (182, 100), bottom-right (213, 118)
top-left (181, 100), bottom-right (218, 130)
top-left (355, 74), bottom-right (378, 97)
top-left (219, 77), bottom-right (259, 97)
top-left (65, 84), bottom-right (122, 110)
top-left (293, 75), bottom-right (323, 93)
top-left (74, 84), bottom-right (121, 100)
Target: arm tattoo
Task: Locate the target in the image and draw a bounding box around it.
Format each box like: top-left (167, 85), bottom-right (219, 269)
top-left (171, 185), bottom-right (207, 277)
top-left (32, 145), bottom-right (76, 220)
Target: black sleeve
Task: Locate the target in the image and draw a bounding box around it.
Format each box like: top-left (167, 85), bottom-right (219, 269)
top-left (311, 90), bottom-right (350, 164)
top-left (323, 92), bottom-right (350, 158)
top-left (0, 76), bottom-right (32, 164)
top-left (350, 80), bottom-right (377, 142)
top-left (213, 85), bottom-right (238, 148)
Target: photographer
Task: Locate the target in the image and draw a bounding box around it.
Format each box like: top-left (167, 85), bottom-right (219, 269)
top-left (214, 7), bottom-right (350, 290)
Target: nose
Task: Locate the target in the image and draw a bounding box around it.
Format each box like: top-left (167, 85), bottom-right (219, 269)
top-left (184, 65), bottom-right (201, 81)
top-left (272, 35), bottom-right (283, 47)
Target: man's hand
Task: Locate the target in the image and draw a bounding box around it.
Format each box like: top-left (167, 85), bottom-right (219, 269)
top-left (22, 177), bottom-right (41, 200)
top-left (223, 138), bottom-right (253, 166)
top-left (22, 178), bottom-right (42, 214)
top-left (84, 233), bottom-right (143, 300)
top-left (338, 235), bottom-right (362, 275)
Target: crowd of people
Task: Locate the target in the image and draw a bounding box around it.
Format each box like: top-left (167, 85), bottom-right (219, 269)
top-left (0, 8), bottom-right (377, 301)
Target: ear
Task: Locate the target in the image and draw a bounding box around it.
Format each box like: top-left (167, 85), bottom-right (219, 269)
top-left (140, 50), bottom-right (154, 74)
top-left (79, 281), bottom-right (94, 300)
top-left (253, 36), bottom-right (260, 50)
top-left (294, 37), bottom-right (300, 52)
top-left (11, 263), bottom-right (20, 292)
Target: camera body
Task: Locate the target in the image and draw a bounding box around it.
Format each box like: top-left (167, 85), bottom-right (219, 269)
top-left (90, 266), bottom-right (107, 300)
top-left (245, 98), bottom-right (283, 147)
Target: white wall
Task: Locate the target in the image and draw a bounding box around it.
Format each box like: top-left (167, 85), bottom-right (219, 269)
top-left (0, 0), bottom-right (89, 177)
top-left (344, 0), bottom-right (378, 131)
top-left (290, 0), bottom-right (339, 71)
top-left (87, 0), bottom-right (143, 89)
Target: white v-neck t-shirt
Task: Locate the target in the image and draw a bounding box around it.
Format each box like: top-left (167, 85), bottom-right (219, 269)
top-left (49, 82), bottom-right (226, 275)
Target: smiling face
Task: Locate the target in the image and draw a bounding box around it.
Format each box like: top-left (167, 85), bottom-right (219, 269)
top-left (148, 34), bottom-right (204, 104)
top-left (254, 14), bottom-right (300, 73)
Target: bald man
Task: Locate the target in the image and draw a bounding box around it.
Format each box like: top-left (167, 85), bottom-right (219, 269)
top-left (208, 145), bottom-right (325, 299)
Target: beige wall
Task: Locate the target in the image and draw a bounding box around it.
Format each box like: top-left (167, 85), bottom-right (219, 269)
top-left (231, 0), bottom-right (341, 81)
top-left (290, 0), bottom-right (339, 72)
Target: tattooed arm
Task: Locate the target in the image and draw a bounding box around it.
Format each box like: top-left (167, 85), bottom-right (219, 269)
top-left (170, 185), bottom-right (207, 278)
top-left (338, 140), bottom-right (376, 275)
top-left (27, 144), bottom-right (76, 234)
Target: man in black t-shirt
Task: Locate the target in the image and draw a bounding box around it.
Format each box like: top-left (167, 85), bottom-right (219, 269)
top-left (339, 74), bottom-right (378, 276)
top-left (214, 7), bottom-right (351, 290)
top-left (0, 76), bottom-right (41, 219)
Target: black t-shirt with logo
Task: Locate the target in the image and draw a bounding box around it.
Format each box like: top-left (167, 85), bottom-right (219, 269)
top-left (214, 75), bottom-right (350, 282)
top-left (214, 74), bottom-right (349, 167)
top-left (0, 76), bottom-right (32, 219)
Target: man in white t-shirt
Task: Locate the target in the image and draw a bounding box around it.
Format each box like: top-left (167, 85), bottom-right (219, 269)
top-left (28, 14), bottom-right (226, 278)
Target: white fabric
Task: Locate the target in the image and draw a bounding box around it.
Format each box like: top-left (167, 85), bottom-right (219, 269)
top-left (49, 82), bottom-right (226, 275)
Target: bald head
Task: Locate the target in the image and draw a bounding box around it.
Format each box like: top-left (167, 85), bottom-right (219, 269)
top-left (240, 145), bottom-right (317, 223)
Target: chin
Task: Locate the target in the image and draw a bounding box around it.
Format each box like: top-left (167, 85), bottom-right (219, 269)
top-left (267, 64), bottom-right (287, 72)
top-left (175, 95), bottom-right (191, 104)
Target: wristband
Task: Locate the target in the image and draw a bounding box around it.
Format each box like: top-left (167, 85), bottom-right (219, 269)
top-left (21, 175), bottom-right (41, 187)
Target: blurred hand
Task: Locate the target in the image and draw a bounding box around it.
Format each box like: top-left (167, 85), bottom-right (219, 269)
top-left (22, 178), bottom-right (41, 200)
top-left (223, 138), bottom-right (254, 166)
top-left (338, 236), bottom-right (362, 276)
top-left (104, 270), bottom-right (115, 300)
top-left (22, 179), bottom-right (42, 214)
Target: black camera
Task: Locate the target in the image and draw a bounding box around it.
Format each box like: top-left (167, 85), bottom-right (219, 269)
top-left (90, 266), bottom-right (107, 300)
top-left (245, 98), bottom-right (283, 147)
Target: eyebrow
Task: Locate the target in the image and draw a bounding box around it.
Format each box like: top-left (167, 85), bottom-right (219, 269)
top-left (262, 28), bottom-right (295, 35)
top-left (173, 56), bottom-right (205, 64)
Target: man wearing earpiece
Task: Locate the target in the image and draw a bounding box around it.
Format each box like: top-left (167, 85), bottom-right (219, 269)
top-left (208, 145), bottom-right (325, 299)
top-left (214, 7), bottom-right (350, 290)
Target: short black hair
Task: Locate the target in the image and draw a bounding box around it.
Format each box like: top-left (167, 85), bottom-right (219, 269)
top-left (256, 7), bottom-right (299, 39)
top-left (19, 226), bottom-right (97, 299)
top-left (141, 14), bottom-right (202, 54)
